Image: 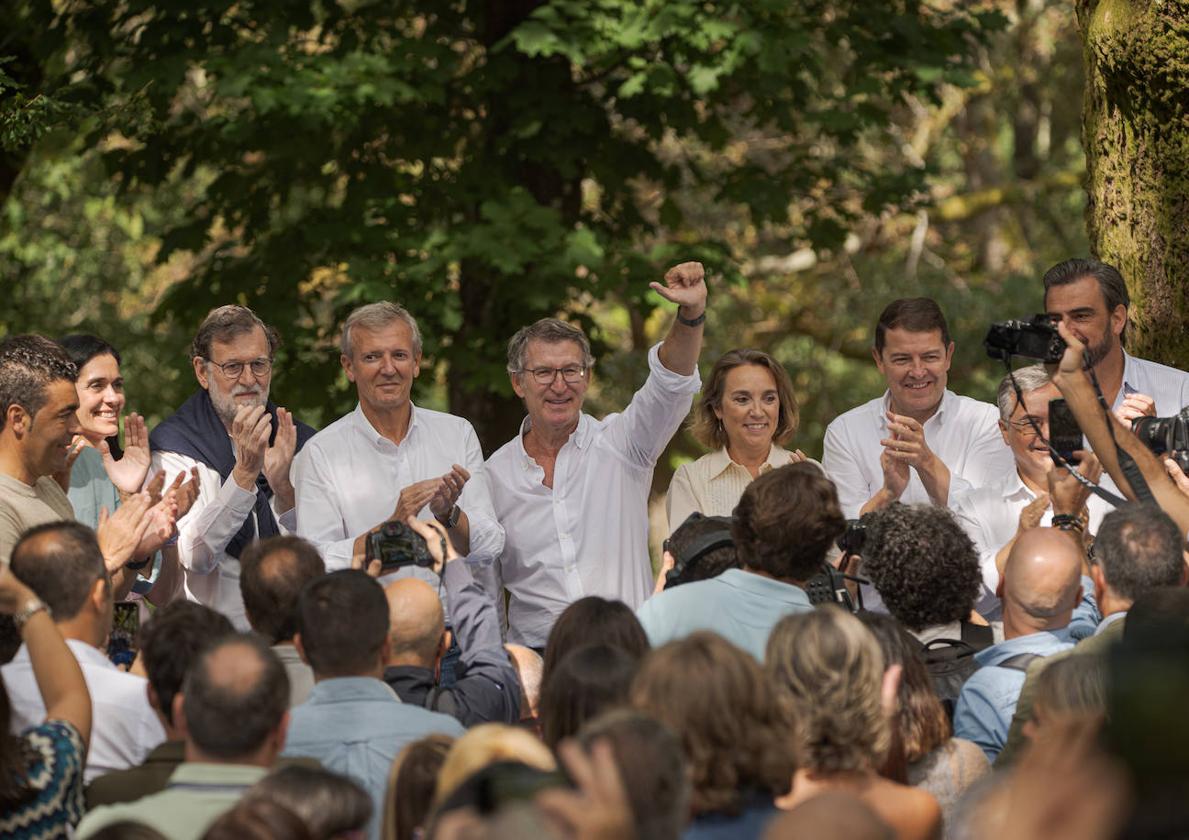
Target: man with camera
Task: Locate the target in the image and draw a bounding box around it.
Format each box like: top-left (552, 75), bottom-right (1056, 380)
top-left (1042, 258), bottom-right (1189, 422)
top-left (952, 365), bottom-right (1111, 613)
top-left (292, 302), bottom-right (504, 592)
top-left (823, 298), bottom-right (1014, 520)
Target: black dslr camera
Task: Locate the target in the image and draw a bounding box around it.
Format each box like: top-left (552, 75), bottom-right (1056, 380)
top-left (366, 521), bottom-right (435, 571)
top-left (1132, 407), bottom-right (1189, 473)
top-left (984, 314), bottom-right (1066, 363)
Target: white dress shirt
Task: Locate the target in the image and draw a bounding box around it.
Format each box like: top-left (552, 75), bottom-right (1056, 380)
top-left (822, 389), bottom-right (1015, 519)
top-left (665, 445), bottom-right (824, 533)
top-left (952, 469), bottom-right (1112, 613)
top-left (150, 451), bottom-right (295, 630)
top-left (486, 343), bottom-right (701, 648)
top-left (1115, 350), bottom-right (1189, 415)
top-left (2, 638), bottom-right (165, 784)
top-left (291, 403), bottom-right (504, 590)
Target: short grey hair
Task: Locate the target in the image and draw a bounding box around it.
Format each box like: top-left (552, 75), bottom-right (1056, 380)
top-left (340, 302), bottom-right (422, 358)
top-left (506, 318), bottom-right (594, 375)
top-left (191, 305), bottom-right (279, 361)
top-left (996, 364), bottom-right (1052, 422)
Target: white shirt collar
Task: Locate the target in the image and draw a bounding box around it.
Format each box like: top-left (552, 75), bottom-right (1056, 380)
top-left (351, 401), bottom-right (422, 449)
top-left (878, 388), bottom-right (954, 428)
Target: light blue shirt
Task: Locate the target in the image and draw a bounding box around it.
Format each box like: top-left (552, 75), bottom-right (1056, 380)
top-left (282, 677), bottom-right (464, 840)
top-left (954, 628), bottom-right (1074, 762)
top-left (1068, 575), bottom-right (1101, 641)
top-left (637, 568), bottom-right (814, 662)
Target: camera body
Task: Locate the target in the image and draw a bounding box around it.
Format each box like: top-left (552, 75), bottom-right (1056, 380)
top-left (984, 315), bottom-right (1066, 363)
top-left (366, 520), bottom-right (435, 571)
top-left (1132, 407), bottom-right (1189, 473)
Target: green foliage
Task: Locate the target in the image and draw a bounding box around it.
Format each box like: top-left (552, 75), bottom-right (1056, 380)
top-left (1, 0), bottom-right (1007, 446)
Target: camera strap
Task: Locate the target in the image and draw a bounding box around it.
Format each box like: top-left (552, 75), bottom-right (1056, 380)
top-left (1004, 361), bottom-right (1128, 508)
top-left (1086, 363), bottom-right (1156, 505)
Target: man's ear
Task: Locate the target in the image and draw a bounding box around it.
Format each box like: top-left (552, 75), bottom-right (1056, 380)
top-left (340, 353), bottom-right (356, 382)
top-left (509, 371), bottom-right (525, 400)
top-left (1090, 563), bottom-right (1108, 603)
top-left (172, 693), bottom-right (188, 740)
top-left (1110, 304), bottom-right (1128, 340)
top-left (5, 405), bottom-right (29, 436)
top-left (192, 356), bottom-right (210, 390)
top-left (90, 577), bottom-right (109, 614)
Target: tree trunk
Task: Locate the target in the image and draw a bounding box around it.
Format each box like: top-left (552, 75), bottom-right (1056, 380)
top-left (1078, 0), bottom-right (1189, 367)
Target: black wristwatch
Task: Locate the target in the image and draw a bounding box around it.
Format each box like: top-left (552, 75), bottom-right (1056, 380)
top-left (676, 308), bottom-right (706, 327)
top-left (437, 505), bottom-right (461, 529)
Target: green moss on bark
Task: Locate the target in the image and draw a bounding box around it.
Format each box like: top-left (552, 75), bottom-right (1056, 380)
top-left (1078, 0), bottom-right (1189, 368)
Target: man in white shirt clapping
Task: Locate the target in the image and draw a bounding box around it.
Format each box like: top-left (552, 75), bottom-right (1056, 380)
top-left (292, 302), bottom-right (504, 585)
top-left (822, 297), bottom-right (1013, 519)
top-left (486, 262), bottom-right (706, 649)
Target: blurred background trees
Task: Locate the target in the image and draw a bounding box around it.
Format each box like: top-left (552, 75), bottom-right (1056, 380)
top-left (0, 0), bottom-right (1113, 521)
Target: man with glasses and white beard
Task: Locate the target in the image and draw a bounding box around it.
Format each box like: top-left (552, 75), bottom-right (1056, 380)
top-left (150, 306), bottom-right (316, 629)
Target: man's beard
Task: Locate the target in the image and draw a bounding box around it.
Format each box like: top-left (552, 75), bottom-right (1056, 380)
top-left (208, 386), bottom-right (268, 427)
top-left (1085, 331), bottom-right (1115, 368)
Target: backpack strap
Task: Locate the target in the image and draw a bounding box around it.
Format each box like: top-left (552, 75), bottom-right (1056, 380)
top-left (424, 685), bottom-right (459, 718)
top-left (997, 653), bottom-right (1041, 673)
top-left (959, 620), bottom-right (994, 649)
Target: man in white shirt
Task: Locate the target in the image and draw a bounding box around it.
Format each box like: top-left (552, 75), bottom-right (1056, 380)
top-left (822, 297), bottom-right (1014, 519)
top-left (953, 365), bottom-right (1111, 612)
top-left (486, 262), bottom-right (706, 648)
top-left (292, 302), bottom-right (503, 584)
top-left (1043, 258), bottom-right (1189, 421)
top-left (149, 306), bottom-right (314, 630)
top-left (3, 521), bottom-right (165, 782)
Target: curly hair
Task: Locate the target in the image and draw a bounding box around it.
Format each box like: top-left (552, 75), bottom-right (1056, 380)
top-left (691, 349), bottom-right (799, 450)
top-left (766, 608), bottom-right (890, 775)
top-left (630, 632), bottom-right (795, 816)
top-left (860, 503), bottom-right (982, 632)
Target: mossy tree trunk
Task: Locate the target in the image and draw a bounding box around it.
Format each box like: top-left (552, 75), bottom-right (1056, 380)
top-left (1077, 0), bottom-right (1189, 367)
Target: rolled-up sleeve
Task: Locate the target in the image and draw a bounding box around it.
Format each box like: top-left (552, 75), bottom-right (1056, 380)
top-left (609, 343), bottom-right (701, 469)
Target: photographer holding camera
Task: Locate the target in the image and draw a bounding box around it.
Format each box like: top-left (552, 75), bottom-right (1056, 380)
top-left (1042, 258), bottom-right (1189, 422)
top-left (1046, 319), bottom-right (1189, 536)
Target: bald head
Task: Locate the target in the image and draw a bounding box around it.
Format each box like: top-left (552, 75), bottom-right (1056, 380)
top-left (181, 634), bottom-right (289, 761)
top-left (504, 644), bottom-right (543, 720)
top-left (384, 578), bottom-right (445, 667)
top-left (240, 536), bottom-right (325, 644)
top-left (1003, 528), bottom-right (1084, 631)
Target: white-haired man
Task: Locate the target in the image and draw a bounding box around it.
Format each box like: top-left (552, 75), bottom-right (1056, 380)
top-left (486, 263), bottom-right (706, 649)
top-left (292, 302), bottom-right (503, 586)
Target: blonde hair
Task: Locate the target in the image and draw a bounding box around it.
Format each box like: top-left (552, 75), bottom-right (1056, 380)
top-left (434, 724), bottom-right (556, 806)
top-left (766, 608), bottom-right (890, 773)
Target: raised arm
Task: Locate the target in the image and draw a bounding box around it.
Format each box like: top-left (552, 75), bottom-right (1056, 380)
top-left (654, 261), bottom-right (708, 376)
top-left (407, 518), bottom-right (521, 725)
top-left (0, 565), bottom-right (91, 746)
top-left (1049, 321), bottom-right (1189, 534)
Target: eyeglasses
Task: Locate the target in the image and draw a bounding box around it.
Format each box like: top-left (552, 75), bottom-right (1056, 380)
top-left (1007, 417), bottom-right (1044, 436)
top-left (204, 357), bottom-right (272, 379)
top-left (522, 366), bottom-right (587, 385)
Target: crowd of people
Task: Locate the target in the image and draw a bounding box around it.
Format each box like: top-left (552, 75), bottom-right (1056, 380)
top-left (0, 256), bottom-right (1186, 839)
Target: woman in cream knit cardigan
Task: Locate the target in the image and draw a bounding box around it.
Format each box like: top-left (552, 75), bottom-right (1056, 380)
top-left (667, 348), bottom-right (822, 533)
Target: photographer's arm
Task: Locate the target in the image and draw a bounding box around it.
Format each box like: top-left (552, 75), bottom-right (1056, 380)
top-left (1049, 321), bottom-right (1189, 534)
